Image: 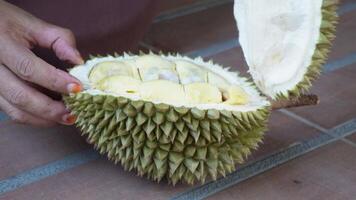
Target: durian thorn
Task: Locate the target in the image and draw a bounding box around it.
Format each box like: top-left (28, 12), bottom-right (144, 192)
top-left (271, 94), bottom-right (320, 110)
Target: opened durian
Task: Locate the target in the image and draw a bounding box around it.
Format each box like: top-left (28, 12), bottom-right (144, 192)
top-left (64, 0), bottom-right (338, 185)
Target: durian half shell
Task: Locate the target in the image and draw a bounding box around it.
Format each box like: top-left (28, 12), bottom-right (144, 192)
top-left (63, 0), bottom-right (338, 185)
top-left (234, 0), bottom-right (338, 99)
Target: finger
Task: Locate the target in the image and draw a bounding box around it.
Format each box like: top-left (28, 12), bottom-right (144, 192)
top-left (0, 95), bottom-right (55, 127)
top-left (31, 24), bottom-right (84, 65)
top-left (0, 65), bottom-right (76, 125)
top-left (0, 39), bottom-right (82, 94)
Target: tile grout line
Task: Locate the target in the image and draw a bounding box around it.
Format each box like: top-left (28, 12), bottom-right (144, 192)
top-left (170, 119), bottom-right (356, 200)
top-left (153, 0), bottom-right (233, 23)
top-left (0, 149), bottom-right (100, 195)
top-left (278, 109), bottom-right (328, 133)
top-left (186, 38), bottom-right (239, 58)
top-left (154, 1), bottom-right (356, 24)
top-left (340, 138), bottom-right (356, 148)
top-left (323, 52), bottom-right (356, 73)
top-left (279, 109), bottom-right (356, 147)
top-left (338, 1), bottom-right (356, 15)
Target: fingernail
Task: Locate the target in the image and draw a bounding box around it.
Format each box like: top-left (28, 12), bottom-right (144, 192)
top-left (62, 113), bottom-right (77, 125)
top-left (67, 83), bottom-right (82, 93)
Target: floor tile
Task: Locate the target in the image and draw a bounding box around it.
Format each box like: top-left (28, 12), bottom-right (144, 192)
top-left (0, 158), bottom-right (190, 200)
top-left (288, 64), bottom-right (356, 129)
top-left (143, 2), bottom-right (237, 53)
top-left (0, 122), bottom-right (89, 180)
top-left (208, 141), bottom-right (356, 200)
top-left (328, 9), bottom-right (356, 61)
top-left (247, 112), bottom-right (321, 162)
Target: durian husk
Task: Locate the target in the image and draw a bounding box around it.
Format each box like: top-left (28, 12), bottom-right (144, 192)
top-left (276, 0), bottom-right (339, 99)
top-left (64, 91), bottom-right (269, 185)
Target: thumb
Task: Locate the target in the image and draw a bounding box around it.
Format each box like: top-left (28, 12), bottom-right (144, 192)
top-left (32, 24), bottom-right (84, 65)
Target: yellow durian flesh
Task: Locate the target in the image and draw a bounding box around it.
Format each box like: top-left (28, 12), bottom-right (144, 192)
top-left (96, 75), bottom-right (141, 95)
top-left (175, 60), bottom-right (207, 84)
top-left (89, 61), bottom-right (140, 84)
top-left (184, 83), bottom-right (222, 104)
top-left (136, 54), bottom-right (179, 83)
top-left (139, 80), bottom-right (188, 104)
top-left (208, 72), bottom-right (230, 91)
top-left (88, 54), bottom-right (251, 106)
top-left (223, 86), bottom-right (249, 105)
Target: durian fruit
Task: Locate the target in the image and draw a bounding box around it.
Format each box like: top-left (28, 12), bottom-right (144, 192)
top-left (64, 53), bottom-right (270, 185)
top-left (63, 0), bottom-right (338, 185)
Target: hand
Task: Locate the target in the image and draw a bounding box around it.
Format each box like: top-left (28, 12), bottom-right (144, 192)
top-left (0, 0), bottom-right (83, 126)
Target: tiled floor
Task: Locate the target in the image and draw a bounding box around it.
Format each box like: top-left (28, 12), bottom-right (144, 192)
top-left (143, 2), bottom-right (237, 53)
top-left (208, 141), bottom-right (356, 200)
top-left (246, 112), bottom-right (320, 162)
top-left (0, 157), bottom-right (189, 200)
top-left (0, 122), bottom-right (89, 180)
top-left (0, 0), bottom-right (355, 200)
top-left (288, 64), bottom-right (356, 129)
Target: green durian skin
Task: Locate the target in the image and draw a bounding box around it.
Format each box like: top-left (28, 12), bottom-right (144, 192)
top-left (276, 0), bottom-right (339, 99)
top-left (64, 93), bottom-right (269, 185)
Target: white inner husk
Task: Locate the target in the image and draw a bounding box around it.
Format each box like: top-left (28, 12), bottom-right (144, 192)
top-left (234, 0), bottom-right (323, 98)
top-left (70, 53), bottom-right (270, 112)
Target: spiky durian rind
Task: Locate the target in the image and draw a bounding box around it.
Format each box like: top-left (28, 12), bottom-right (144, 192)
top-left (276, 0), bottom-right (339, 99)
top-left (64, 93), bottom-right (269, 185)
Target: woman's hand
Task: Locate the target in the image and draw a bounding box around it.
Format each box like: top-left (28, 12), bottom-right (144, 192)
top-left (0, 0), bottom-right (83, 126)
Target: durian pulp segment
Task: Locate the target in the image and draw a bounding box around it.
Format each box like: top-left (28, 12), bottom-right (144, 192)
top-left (88, 60), bottom-right (140, 84)
top-left (139, 80), bottom-right (188, 104)
top-left (136, 54), bottom-right (179, 83)
top-left (184, 83), bottom-right (222, 104)
top-left (175, 60), bottom-right (207, 84)
top-left (87, 54), bottom-right (251, 106)
top-left (96, 75), bottom-right (141, 95)
top-left (234, 0), bottom-right (337, 98)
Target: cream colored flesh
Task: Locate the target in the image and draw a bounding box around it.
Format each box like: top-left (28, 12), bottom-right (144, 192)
top-left (69, 54), bottom-right (270, 112)
top-left (234, 0), bottom-right (323, 98)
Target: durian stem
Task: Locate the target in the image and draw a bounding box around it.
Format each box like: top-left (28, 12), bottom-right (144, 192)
top-left (271, 94), bottom-right (319, 110)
